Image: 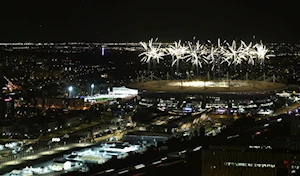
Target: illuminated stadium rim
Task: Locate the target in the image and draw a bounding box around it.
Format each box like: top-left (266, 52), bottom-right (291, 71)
top-left (168, 80), bottom-right (251, 88)
top-left (129, 79), bottom-right (287, 94)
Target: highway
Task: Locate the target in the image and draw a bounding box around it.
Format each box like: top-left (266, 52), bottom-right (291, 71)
top-left (89, 145), bottom-right (202, 176)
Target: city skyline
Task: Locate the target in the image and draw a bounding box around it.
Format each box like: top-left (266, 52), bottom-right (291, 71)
top-left (2, 1), bottom-right (300, 175)
top-left (0, 0), bottom-right (298, 43)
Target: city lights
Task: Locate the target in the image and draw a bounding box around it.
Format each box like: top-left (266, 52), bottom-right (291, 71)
top-left (0, 1), bottom-right (299, 176)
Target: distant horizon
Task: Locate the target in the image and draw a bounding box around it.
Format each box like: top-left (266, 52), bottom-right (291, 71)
top-left (0, 39), bottom-right (298, 44)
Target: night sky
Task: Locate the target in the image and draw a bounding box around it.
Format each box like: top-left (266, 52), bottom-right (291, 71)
top-left (0, 0), bottom-right (298, 43)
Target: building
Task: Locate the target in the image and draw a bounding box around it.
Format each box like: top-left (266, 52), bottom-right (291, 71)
top-left (3, 96), bottom-right (15, 120)
top-left (0, 98), bottom-right (4, 121)
top-left (39, 98), bottom-right (84, 110)
top-left (68, 98), bottom-right (84, 110)
top-left (44, 98), bottom-right (66, 109)
top-left (290, 117), bottom-right (300, 136)
top-left (36, 98), bottom-right (43, 108)
top-left (201, 145), bottom-right (298, 176)
top-left (65, 116), bottom-right (82, 127)
top-left (199, 115), bottom-right (300, 176)
top-left (0, 125), bottom-right (15, 133)
top-left (0, 74), bottom-right (5, 121)
top-left (84, 86), bottom-right (138, 102)
top-left (122, 131), bottom-right (171, 145)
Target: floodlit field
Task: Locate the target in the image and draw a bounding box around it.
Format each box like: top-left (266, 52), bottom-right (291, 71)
top-left (129, 79), bottom-right (286, 93)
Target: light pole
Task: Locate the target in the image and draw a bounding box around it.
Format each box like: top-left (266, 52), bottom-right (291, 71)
top-left (68, 86), bottom-right (73, 98)
top-left (91, 84), bottom-right (95, 96)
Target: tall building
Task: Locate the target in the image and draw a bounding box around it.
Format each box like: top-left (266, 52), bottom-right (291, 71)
top-left (0, 73), bottom-right (5, 121)
top-left (290, 117), bottom-right (300, 136)
top-left (200, 116), bottom-right (300, 176)
top-left (201, 145), bottom-right (292, 176)
top-left (3, 96), bottom-right (15, 120)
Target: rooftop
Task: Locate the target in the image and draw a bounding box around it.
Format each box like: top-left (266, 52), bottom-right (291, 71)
top-left (125, 131), bottom-right (172, 137)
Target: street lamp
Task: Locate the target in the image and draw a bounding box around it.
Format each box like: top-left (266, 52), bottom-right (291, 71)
top-left (91, 84), bottom-right (95, 96)
top-left (68, 86), bottom-right (73, 98)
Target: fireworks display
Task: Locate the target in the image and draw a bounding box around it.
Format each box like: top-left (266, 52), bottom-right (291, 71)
top-left (139, 38), bottom-right (165, 64)
top-left (138, 38), bottom-right (275, 71)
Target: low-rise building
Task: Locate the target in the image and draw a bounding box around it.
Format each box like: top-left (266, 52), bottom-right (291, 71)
top-left (122, 131), bottom-right (171, 145)
top-left (38, 98), bottom-right (84, 110)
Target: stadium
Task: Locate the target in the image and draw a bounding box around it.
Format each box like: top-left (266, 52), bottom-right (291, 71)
top-left (129, 79), bottom-right (286, 94)
top-left (127, 39), bottom-right (291, 126)
top-left (130, 38), bottom-right (287, 94)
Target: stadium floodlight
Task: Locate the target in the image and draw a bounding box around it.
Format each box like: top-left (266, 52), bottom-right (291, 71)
top-left (91, 84), bottom-right (95, 96)
top-left (68, 86), bottom-right (73, 98)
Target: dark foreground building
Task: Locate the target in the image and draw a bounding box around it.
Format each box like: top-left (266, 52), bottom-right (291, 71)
top-left (200, 115), bottom-right (300, 176)
top-left (201, 145), bottom-right (297, 176)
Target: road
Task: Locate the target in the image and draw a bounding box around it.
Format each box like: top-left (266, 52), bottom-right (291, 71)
top-left (273, 101), bottom-right (300, 116)
top-left (89, 145), bottom-right (202, 176)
